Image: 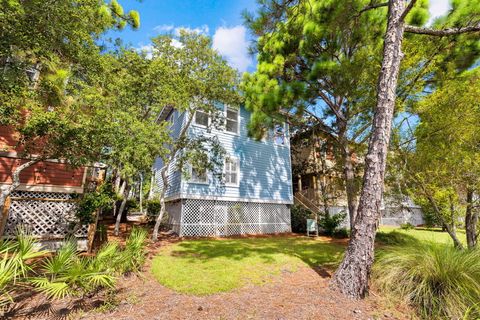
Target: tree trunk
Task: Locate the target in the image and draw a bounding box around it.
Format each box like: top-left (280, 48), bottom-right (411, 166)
top-left (331, 0), bottom-right (406, 298)
top-left (0, 159), bottom-right (39, 216)
top-left (139, 173), bottom-right (144, 214)
top-left (114, 184), bottom-right (130, 236)
top-left (152, 165), bottom-right (168, 241)
top-left (338, 117), bottom-right (358, 231)
top-left (343, 147), bottom-right (358, 230)
top-left (465, 189), bottom-right (478, 249)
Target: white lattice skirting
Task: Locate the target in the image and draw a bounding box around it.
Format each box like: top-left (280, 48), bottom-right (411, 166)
top-left (170, 199), bottom-right (291, 237)
top-left (4, 191), bottom-right (88, 239)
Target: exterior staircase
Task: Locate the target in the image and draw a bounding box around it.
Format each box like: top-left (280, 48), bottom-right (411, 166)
top-left (293, 191), bottom-right (322, 213)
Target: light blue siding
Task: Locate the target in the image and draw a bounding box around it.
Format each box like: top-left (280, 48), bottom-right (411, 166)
top-left (153, 111), bottom-right (185, 198)
top-left (182, 106), bottom-right (293, 204)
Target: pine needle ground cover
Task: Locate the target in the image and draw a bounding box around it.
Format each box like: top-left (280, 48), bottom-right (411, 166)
top-left (151, 237), bottom-right (344, 295)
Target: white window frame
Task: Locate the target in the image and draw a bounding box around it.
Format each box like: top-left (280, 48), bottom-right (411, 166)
top-left (273, 123), bottom-right (288, 146)
top-left (189, 164), bottom-right (209, 185)
top-left (193, 109), bottom-right (210, 128)
top-left (224, 105), bottom-right (240, 135)
top-left (224, 156), bottom-right (240, 187)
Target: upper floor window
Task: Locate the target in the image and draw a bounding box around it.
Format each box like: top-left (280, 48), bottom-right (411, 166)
top-left (225, 106), bottom-right (239, 134)
top-left (190, 165), bottom-right (208, 184)
top-left (274, 123), bottom-right (287, 145)
top-left (194, 110), bottom-right (209, 127)
top-left (225, 157), bottom-right (239, 186)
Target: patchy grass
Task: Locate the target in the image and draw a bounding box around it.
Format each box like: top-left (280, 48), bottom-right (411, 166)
top-left (151, 227), bottom-right (467, 296)
top-left (377, 226), bottom-right (466, 245)
top-left (151, 237), bottom-right (344, 295)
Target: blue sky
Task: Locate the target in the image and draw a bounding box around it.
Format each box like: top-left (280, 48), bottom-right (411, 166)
top-left (108, 0), bottom-right (259, 72)
top-left (108, 0), bottom-right (450, 73)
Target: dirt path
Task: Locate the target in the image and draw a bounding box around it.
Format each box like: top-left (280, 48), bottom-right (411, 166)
top-left (78, 265), bottom-right (405, 320)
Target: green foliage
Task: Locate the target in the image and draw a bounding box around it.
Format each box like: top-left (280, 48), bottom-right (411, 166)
top-left (319, 212), bottom-right (346, 236)
top-left (146, 199), bottom-right (161, 216)
top-left (332, 228), bottom-right (349, 239)
top-left (400, 222), bottom-right (415, 230)
top-left (373, 243), bottom-right (480, 319)
top-left (76, 183), bottom-right (115, 225)
top-left (0, 230), bottom-right (46, 309)
top-left (0, 228), bottom-right (148, 308)
top-left (290, 205), bottom-right (314, 233)
top-left (30, 241), bottom-right (116, 299)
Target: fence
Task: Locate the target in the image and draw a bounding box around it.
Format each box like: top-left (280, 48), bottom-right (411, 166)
top-left (2, 191), bottom-right (88, 239)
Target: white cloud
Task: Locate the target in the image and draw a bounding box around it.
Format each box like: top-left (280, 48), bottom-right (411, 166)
top-left (212, 25), bottom-right (252, 73)
top-left (137, 44), bottom-right (154, 59)
top-left (428, 0), bottom-right (450, 24)
top-left (153, 24), bottom-right (174, 33)
top-left (153, 24), bottom-right (209, 36)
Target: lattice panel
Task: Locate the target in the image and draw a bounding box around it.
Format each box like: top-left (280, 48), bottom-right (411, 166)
top-left (10, 191), bottom-right (75, 200)
top-left (5, 191), bottom-right (88, 238)
top-left (179, 199), bottom-right (291, 237)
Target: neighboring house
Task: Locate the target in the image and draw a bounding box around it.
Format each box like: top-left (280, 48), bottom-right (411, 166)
top-left (0, 125), bottom-right (91, 246)
top-left (153, 105), bottom-right (293, 237)
top-left (290, 125), bottom-right (424, 227)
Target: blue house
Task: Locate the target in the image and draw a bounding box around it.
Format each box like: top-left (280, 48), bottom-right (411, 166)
top-left (153, 105), bottom-right (293, 237)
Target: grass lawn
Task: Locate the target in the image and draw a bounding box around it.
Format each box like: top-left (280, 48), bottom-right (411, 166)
top-left (378, 226), bottom-right (466, 245)
top-left (151, 237), bottom-right (344, 295)
top-left (151, 227), bottom-right (461, 295)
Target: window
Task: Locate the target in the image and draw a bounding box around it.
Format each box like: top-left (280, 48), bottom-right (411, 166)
top-left (190, 166), bottom-right (208, 184)
top-left (225, 106), bottom-right (239, 134)
top-left (167, 110), bottom-right (176, 126)
top-left (274, 123), bottom-right (287, 145)
top-left (194, 110), bottom-right (209, 127)
top-left (225, 157), bottom-right (239, 186)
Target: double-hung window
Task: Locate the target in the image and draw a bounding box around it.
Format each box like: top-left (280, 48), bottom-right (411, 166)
top-left (191, 166), bottom-right (208, 184)
top-left (225, 157), bottom-right (239, 186)
top-left (225, 106), bottom-right (239, 134)
top-left (194, 110), bottom-right (209, 127)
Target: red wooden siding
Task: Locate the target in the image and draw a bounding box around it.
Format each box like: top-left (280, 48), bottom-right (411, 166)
top-left (0, 157), bottom-right (85, 187)
top-left (0, 125), bottom-right (86, 188)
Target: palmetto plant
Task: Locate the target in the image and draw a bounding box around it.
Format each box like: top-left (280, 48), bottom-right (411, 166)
top-left (30, 241), bottom-right (116, 299)
top-left (1, 227), bottom-right (148, 308)
top-left (0, 230), bottom-right (46, 308)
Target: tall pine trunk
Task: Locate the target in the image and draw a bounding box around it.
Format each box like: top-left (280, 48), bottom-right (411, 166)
top-left (343, 146), bottom-right (358, 230)
top-left (465, 189), bottom-right (478, 249)
top-left (331, 0), bottom-right (406, 298)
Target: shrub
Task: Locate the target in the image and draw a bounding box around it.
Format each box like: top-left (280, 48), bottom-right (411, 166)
top-left (318, 212), bottom-right (346, 236)
top-left (332, 228), bottom-right (349, 239)
top-left (146, 199), bottom-right (161, 216)
top-left (373, 242), bottom-right (480, 319)
top-left (290, 205), bottom-right (314, 233)
top-left (400, 222), bottom-right (415, 230)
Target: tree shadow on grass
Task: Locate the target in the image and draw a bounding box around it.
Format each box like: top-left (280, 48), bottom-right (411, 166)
top-left (167, 236), bottom-right (345, 271)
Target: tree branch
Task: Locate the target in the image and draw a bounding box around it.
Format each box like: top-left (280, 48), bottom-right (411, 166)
top-left (358, 1), bottom-right (388, 15)
top-left (400, 0), bottom-right (418, 21)
top-left (405, 24), bottom-right (480, 36)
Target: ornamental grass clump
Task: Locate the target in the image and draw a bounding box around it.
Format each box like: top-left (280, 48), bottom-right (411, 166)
top-left (373, 242), bottom-right (480, 319)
